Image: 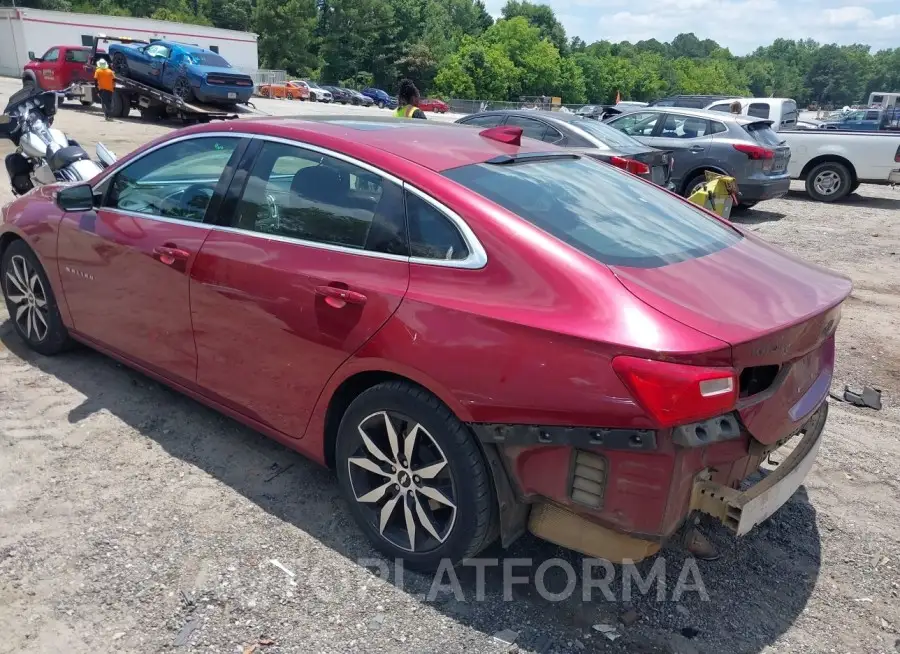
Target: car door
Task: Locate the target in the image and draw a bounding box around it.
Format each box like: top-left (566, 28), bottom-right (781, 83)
top-left (37, 47), bottom-right (61, 90)
top-left (56, 134), bottom-right (247, 384)
top-left (160, 50), bottom-right (183, 91)
top-left (189, 138), bottom-right (410, 438)
top-left (606, 111), bottom-right (662, 144)
top-left (644, 113), bottom-right (713, 189)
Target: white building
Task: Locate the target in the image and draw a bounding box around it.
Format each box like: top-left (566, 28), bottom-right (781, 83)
top-left (0, 7), bottom-right (258, 78)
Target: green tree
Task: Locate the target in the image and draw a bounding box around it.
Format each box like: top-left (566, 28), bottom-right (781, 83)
top-left (209, 0), bottom-right (251, 31)
top-left (256, 0), bottom-right (319, 75)
top-left (500, 0), bottom-right (567, 54)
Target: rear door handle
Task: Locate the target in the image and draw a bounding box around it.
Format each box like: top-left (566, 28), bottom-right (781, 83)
top-left (315, 285), bottom-right (367, 306)
top-left (689, 145), bottom-right (705, 153)
top-left (153, 245), bottom-right (191, 265)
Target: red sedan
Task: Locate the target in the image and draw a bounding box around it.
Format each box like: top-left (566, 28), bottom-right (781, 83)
top-left (418, 98), bottom-right (449, 113)
top-left (1, 118), bottom-right (850, 571)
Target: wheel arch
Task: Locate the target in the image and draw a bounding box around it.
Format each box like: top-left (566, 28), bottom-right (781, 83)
top-left (680, 165), bottom-right (729, 195)
top-left (0, 231), bottom-right (24, 260)
top-left (800, 155), bottom-right (857, 184)
top-left (319, 366), bottom-right (471, 470)
top-left (21, 70), bottom-right (38, 86)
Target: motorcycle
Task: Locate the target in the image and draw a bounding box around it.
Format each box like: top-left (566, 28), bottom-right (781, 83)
top-left (1, 85), bottom-right (117, 196)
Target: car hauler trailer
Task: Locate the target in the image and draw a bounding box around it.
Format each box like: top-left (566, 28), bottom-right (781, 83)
top-left (68, 35), bottom-right (259, 122)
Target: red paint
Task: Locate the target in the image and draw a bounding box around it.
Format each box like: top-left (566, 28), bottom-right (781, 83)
top-left (21, 16), bottom-right (257, 44)
top-left (417, 98), bottom-right (449, 113)
top-left (0, 118), bottom-right (852, 544)
top-left (23, 45), bottom-right (97, 92)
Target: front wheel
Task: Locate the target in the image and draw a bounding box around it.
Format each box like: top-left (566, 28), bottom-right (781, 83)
top-left (377, 100), bottom-right (385, 109)
top-left (111, 52), bottom-right (129, 77)
top-left (1, 240), bottom-right (72, 356)
top-left (684, 173), bottom-right (710, 197)
top-left (806, 162), bottom-right (851, 202)
top-left (335, 382), bottom-right (498, 572)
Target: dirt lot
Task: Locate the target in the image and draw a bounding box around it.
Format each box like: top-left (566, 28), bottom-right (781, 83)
top-left (1, 79), bottom-right (899, 654)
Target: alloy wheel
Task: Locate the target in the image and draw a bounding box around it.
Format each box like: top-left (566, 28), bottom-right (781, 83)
top-left (347, 411), bottom-right (457, 553)
top-left (813, 170), bottom-right (841, 197)
top-left (173, 78), bottom-right (190, 101)
top-left (4, 254), bottom-right (50, 343)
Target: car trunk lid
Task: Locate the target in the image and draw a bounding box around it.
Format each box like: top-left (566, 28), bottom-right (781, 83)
top-left (610, 233), bottom-right (851, 444)
top-left (743, 121), bottom-right (791, 175)
top-left (630, 148), bottom-right (673, 187)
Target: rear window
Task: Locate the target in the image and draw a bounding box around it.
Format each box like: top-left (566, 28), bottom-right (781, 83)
top-left (65, 49), bottom-right (90, 63)
top-left (444, 157), bottom-right (741, 268)
top-left (189, 53), bottom-right (231, 67)
top-left (781, 100), bottom-right (798, 127)
top-left (745, 122), bottom-right (784, 147)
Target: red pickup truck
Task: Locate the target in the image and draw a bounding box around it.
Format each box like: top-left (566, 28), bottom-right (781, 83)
top-left (22, 45), bottom-right (107, 104)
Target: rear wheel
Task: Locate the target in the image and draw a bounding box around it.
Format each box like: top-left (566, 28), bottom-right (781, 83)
top-left (80, 99), bottom-right (93, 107)
top-left (173, 76), bottom-right (194, 103)
top-left (109, 91), bottom-right (128, 118)
top-left (849, 180), bottom-right (861, 194)
top-left (806, 162), bottom-right (851, 202)
top-left (335, 381), bottom-right (497, 571)
top-left (684, 172), bottom-right (711, 197)
top-left (377, 100), bottom-right (385, 109)
top-left (1, 240), bottom-right (72, 356)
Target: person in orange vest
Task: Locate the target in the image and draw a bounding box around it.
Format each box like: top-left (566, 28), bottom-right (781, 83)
top-left (93, 59), bottom-right (116, 122)
top-left (394, 79), bottom-right (426, 119)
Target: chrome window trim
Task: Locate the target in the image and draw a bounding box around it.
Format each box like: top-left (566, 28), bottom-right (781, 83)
top-left (403, 183), bottom-right (488, 269)
top-left (91, 131), bottom-right (488, 270)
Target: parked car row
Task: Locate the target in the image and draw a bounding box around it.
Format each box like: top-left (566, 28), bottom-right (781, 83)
top-left (254, 83), bottom-right (449, 113)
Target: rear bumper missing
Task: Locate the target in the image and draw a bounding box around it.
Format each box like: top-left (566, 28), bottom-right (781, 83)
top-left (690, 401), bottom-right (828, 535)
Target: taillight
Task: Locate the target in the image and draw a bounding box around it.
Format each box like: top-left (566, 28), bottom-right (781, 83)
top-left (612, 356), bottom-right (738, 428)
top-left (894, 145), bottom-right (900, 163)
top-left (610, 156), bottom-right (651, 176)
top-left (733, 143), bottom-right (774, 160)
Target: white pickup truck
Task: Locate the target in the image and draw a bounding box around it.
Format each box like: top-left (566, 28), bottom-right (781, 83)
top-left (781, 129), bottom-right (900, 202)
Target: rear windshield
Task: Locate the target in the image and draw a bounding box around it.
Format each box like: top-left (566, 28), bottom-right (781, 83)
top-left (781, 100), bottom-right (798, 127)
top-left (444, 157), bottom-right (741, 268)
top-left (189, 53), bottom-right (231, 67)
top-left (572, 119), bottom-right (646, 150)
top-left (66, 49), bottom-right (90, 63)
top-left (745, 122), bottom-right (784, 147)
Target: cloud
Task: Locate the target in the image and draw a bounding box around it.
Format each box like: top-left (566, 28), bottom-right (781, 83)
top-left (483, 0), bottom-right (900, 54)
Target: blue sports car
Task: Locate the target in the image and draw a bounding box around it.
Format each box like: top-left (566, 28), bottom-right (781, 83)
top-left (109, 40), bottom-right (254, 105)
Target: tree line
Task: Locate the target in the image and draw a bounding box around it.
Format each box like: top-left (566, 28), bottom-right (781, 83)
top-left (7, 0), bottom-right (900, 106)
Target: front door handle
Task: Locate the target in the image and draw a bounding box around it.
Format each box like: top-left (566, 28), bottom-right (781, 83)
top-left (153, 245), bottom-right (191, 265)
top-left (689, 145), bottom-right (705, 153)
top-left (315, 285), bottom-right (367, 307)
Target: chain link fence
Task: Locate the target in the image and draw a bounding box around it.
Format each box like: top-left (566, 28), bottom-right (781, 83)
top-left (447, 98), bottom-right (589, 115)
top-left (247, 69), bottom-right (287, 95)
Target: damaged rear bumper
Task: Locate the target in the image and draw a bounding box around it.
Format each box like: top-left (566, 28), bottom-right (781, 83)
top-left (690, 401), bottom-right (828, 535)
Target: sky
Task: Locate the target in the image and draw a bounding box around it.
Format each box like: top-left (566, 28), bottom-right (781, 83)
top-left (484, 0), bottom-right (900, 55)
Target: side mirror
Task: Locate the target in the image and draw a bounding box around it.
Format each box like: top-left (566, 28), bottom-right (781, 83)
top-left (28, 51), bottom-right (37, 61)
top-left (56, 183), bottom-right (95, 212)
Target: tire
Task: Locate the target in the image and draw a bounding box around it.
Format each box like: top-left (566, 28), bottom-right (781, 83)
top-left (1, 239), bottom-right (72, 356)
top-left (683, 172), bottom-right (710, 198)
top-left (22, 77), bottom-right (35, 91)
top-left (309, 92), bottom-right (317, 102)
top-left (377, 100), bottom-right (385, 109)
top-left (806, 161), bottom-right (851, 202)
top-left (80, 100), bottom-right (93, 107)
top-left (849, 180), bottom-right (861, 194)
top-left (109, 91), bottom-right (128, 118)
top-left (111, 52), bottom-right (129, 77)
top-left (172, 76), bottom-right (194, 103)
top-left (335, 381), bottom-right (498, 572)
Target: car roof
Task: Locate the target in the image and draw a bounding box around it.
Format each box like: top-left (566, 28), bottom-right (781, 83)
top-left (619, 105), bottom-right (762, 124)
top-left (464, 109), bottom-right (586, 125)
top-left (191, 116), bottom-right (557, 172)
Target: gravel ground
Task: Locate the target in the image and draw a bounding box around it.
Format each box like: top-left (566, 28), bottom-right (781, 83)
top-left (1, 77), bottom-right (899, 654)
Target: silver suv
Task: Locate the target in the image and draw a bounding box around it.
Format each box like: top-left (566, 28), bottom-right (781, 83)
top-left (605, 107), bottom-right (791, 207)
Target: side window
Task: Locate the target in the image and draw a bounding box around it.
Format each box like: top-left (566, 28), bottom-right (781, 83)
top-left (233, 141), bottom-right (406, 255)
top-left (708, 121), bottom-right (727, 134)
top-left (65, 49), bottom-right (90, 63)
top-left (660, 114), bottom-right (709, 138)
top-left (146, 44), bottom-right (171, 59)
top-left (610, 112), bottom-right (659, 137)
top-left (708, 103), bottom-right (732, 113)
top-left (405, 191), bottom-right (469, 261)
top-left (460, 115), bottom-right (505, 129)
top-left (209, 45), bottom-right (220, 54)
top-left (504, 116), bottom-right (547, 141)
top-left (542, 125), bottom-right (564, 144)
top-left (42, 48), bottom-right (60, 62)
top-left (865, 111), bottom-right (880, 121)
top-left (748, 103), bottom-right (770, 119)
top-left (104, 137), bottom-right (239, 222)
